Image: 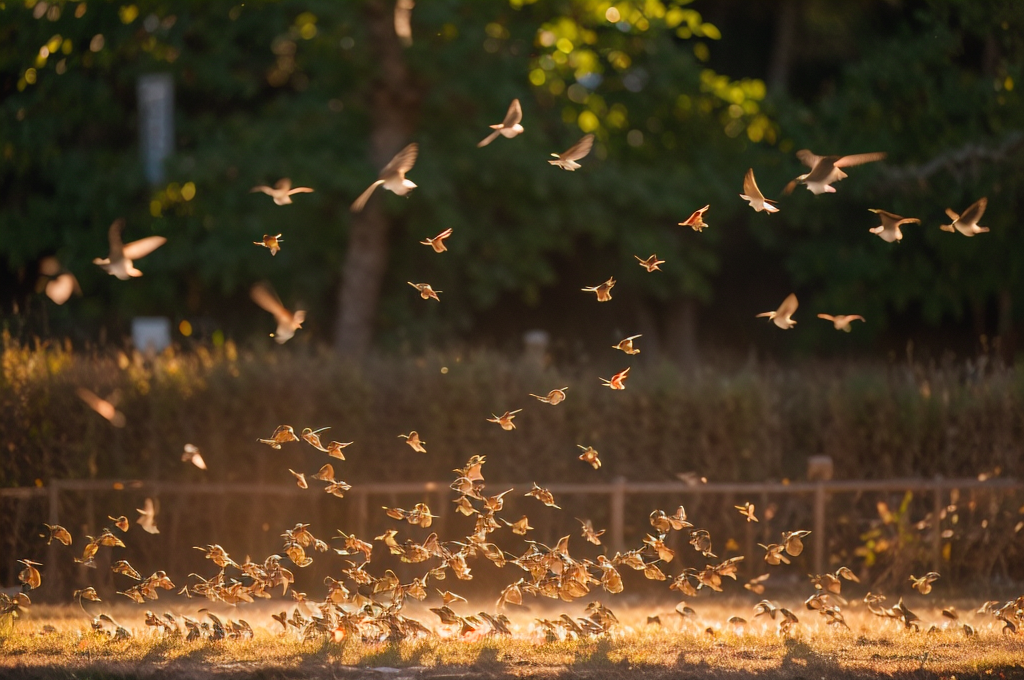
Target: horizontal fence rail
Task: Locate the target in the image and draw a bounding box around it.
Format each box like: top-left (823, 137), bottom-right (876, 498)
top-left (2, 476), bottom-right (1021, 589)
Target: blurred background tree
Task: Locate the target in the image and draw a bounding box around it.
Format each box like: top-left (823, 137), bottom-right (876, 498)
top-left (1, 0), bottom-right (1022, 363)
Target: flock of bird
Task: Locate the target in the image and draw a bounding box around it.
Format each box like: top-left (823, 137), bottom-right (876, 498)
top-left (15, 1), bottom-right (1015, 655)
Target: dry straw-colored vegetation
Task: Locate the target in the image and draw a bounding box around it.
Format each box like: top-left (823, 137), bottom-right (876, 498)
top-left (2, 602), bottom-right (1023, 679)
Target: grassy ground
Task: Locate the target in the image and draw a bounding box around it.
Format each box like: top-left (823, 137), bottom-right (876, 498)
top-left (2, 601), bottom-right (1023, 679)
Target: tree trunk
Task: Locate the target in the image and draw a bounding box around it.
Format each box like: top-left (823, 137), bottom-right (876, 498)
top-left (334, 0), bottom-right (418, 358)
top-left (767, 0), bottom-right (798, 96)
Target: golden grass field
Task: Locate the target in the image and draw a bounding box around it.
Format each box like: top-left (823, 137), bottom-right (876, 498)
top-left (3, 598), bottom-right (1023, 679)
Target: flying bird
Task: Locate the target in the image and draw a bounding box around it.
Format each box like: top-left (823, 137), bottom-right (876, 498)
top-left (351, 143), bottom-right (419, 212)
top-left (530, 387), bottom-right (568, 405)
top-left (739, 168), bottom-right (779, 213)
top-left (735, 502), bottom-right (758, 522)
top-left (408, 282), bottom-right (441, 301)
top-left (577, 445), bottom-right (601, 470)
top-left (783, 150), bottom-right (886, 195)
top-left (600, 367), bottom-right (630, 390)
top-left (549, 134), bottom-right (594, 171)
top-left (93, 219), bottom-right (166, 280)
top-left (868, 209), bottom-right (919, 243)
top-left (399, 431), bottom-right (426, 453)
top-left (613, 335), bottom-right (641, 355)
top-left (635, 254), bottom-right (664, 272)
top-left (394, 0), bottom-right (414, 46)
top-left (582, 277), bottom-right (615, 302)
top-left (258, 425), bottom-right (299, 449)
top-left (251, 283), bottom-right (305, 344)
top-left (817, 314), bottom-right (865, 332)
top-left (38, 256), bottom-right (81, 305)
top-left (478, 99), bottom-right (524, 147)
top-left (76, 388), bottom-right (126, 428)
top-left (250, 178), bottom-right (314, 205)
top-left (254, 234), bottom-right (283, 255)
top-left (487, 410), bottom-right (522, 431)
top-left (679, 205), bottom-right (710, 232)
top-left (136, 498), bottom-right (159, 534)
top-left (182, 444), bottom-right (207, 470)
top-left (756, 294), bottom-right (798, 329)
top-left (420, 228), bottom-right (453, 253)
top-left (941, 198), bottom-right (989, 236)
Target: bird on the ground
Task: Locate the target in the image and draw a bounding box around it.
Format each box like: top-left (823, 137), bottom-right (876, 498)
top-left (635, 254), bottom-right (664, 272)
top-left (182, 444), bottom-right (207, 470)
top-left (529, 387), bottom-right (568, 405)
top-left (351, 143), bottom-right (419, 212)
top-left (478, 99), bottom-right (524, 147)
top-left (756, 293), bottom-right (798, 329)
top-left (487, 410), bottom-right (522, 431)
top-left (408, 282), bottom-right (441, 301)
top-left (250, 283), bottom-right (305, 344)
top-left (868, 209), bottom-right (919, 242)
top-left (577, 445), bottom-right (601, 470)
top-left (613, 335), bottom-right (641, 355)
top-left (600, 367), bottom-right (630, 390)
top-left (420, 228), bottom-right (453, 253)
top-left (783, 150), bottom-right (886, 195)
top-left (76, 388), bottom-right (126, 428)
top-left (93, 219), bottom-right (166, 280)
top-left (549, 134), bottom-right (594, 171)
top-left (679, 205), bottom-right (710, 232)
top-left (250, 178), bottom-right (314, 205)
top-left (136, 498), bottom-right (159, 534)
top-left (817, 314), bottom-right (865, 332)
top-left (941, 198), bottom-right (989, 236)
top-left (399, 431), bottom-right (426, 453)
top-left (739, 168), bottom-right (779, 213)
top-left (254, 234), bottom-right (283, 256)
top-left (582, 277), bottom-right (615, 302)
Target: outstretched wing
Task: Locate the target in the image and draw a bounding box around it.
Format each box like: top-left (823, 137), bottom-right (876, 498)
top-left (778, 293), bottom-right (799, 318)
top-left (742, 168), bottom-right (763, 199)
top-left (107, 219), bottom-right (126, 261)
top-left (350, 180), bottom-right (385, 212)
top-left (381, 143), bottom-right (419, 178)
top-left (959, 197), bottom-right (987, 225)
top-left (250, 283), bottom-right (290, 324)
top-left (795, 149), bottom-right (822, 169)
top-left (122, 236), bottom-right (167, 261)
top-left (561, 134), bottom-right (594, 161)
top-left (834, 152), bottom-right (886, 168)
top-left (503, 98), bottom-right (522, 127)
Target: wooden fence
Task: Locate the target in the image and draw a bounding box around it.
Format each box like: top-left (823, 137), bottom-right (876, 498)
top-left (2, 476), bottom-right (1021, 591)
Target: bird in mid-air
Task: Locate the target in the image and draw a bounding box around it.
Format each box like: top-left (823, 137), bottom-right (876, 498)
top-left (250, 178), bottom-right (314, 205)
top-left (549, 134), bottom-right (594, 171)
top-left (784, 150), bottom-right (886, 195)
top-left (478, 99), bottom-right (524, 147)
top-left (250, 283), bottom-right (305, 344)
top-left (613, 335), bottom-right (641, 355)
top-left (635, 254), bottom-right (664, 272)
top-left (600, 367), bottom-right (630, 390)
top-left (582, 277), bottom-right (615, 302)
top-left (394, 0), bottom-right (414, 46)
top-left (38, 256), bottom-right (81, 304)
top-left (408, 282), bottom-right (441, 301)
top-left (941, 198), bottom-right (989, 236)
top-left (93, 219), bottom-right (166, 280)
top-left (757, 294), bottom-right (799, 329)
top-left (817, 314), bottom-right (865, 332)
top-left (868, 209), bottom-right (919, 243)
top-left (420, 228), bottom-right (453, 253)
top-left (254, 234), bottom-right (283, 255)
top-left (351, 143), bottom-right (419, 212)
top-left (529, 388), bottom-right (568, 405)
top-left (679, 205), bottom-right (710, 232)
top-left (739, 168), bottom-right (779, 213)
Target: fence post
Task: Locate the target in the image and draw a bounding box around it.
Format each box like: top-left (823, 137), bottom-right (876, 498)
top-left (813, 482), bottom-right (826, 575)
top-left (931, 483), bottom-right (943, 571)
top-left (45, 482), bottom-right (61, 595)
top-left (610, 476), bottom-right (626, 553)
